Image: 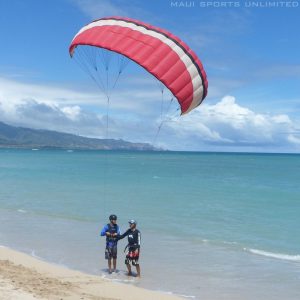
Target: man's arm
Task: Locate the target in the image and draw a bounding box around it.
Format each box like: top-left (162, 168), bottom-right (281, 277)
top-left (100, 225), bottom-right (108, 236)
top-left (135, 231), bottom-right (141, 248)
top-left (117, 228), bottom-right (130, 240)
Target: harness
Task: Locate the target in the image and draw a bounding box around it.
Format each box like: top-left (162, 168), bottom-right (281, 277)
top-left (106, 223), bottom-right (119, 247)
top-left (124, 244), bottom-right (139, 252)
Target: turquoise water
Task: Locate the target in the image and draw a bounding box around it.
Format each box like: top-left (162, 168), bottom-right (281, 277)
top-left (1, 149), bottom-right (300, 299)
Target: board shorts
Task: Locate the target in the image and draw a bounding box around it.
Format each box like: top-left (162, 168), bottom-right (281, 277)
top-left (125, 247), bottom-right (139, 266)
top-left (105, 245), bottom-right (117, 259)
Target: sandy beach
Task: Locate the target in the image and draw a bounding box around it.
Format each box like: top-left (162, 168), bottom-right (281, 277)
top-left (0, 246), bottom-right (181, 300)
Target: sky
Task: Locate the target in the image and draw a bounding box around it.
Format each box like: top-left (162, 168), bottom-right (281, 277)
top-left (0, 0), bottom-right (300, 152)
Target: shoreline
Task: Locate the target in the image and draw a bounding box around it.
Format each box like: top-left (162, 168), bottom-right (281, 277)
top-left (0, 246), bottom-right (182, 300)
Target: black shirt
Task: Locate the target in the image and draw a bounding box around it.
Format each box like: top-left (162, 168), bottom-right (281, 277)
top-left (118, 229), bottom-right (141, 248)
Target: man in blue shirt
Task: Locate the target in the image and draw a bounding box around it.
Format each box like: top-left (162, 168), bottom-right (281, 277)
top-left (100, 214), bottom-right (121, 274)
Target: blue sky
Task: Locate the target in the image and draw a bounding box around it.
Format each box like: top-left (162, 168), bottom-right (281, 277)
top-left (0, 0), bottom-right (300, 152)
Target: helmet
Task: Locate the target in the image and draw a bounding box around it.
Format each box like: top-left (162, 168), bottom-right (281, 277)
top-left (128, 219), bottom-right (137, 225)
top-left (109, 214), bottom-right (117, 221)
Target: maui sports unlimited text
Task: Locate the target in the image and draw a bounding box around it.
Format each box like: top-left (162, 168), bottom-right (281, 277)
top-left (170, 1), bottom-right (299, 8)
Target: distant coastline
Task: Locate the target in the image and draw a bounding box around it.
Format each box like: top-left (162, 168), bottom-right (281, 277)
top-left (1, 121), bottom-right (299, 155)
top-left (0, 121), bottom-right (158, 151)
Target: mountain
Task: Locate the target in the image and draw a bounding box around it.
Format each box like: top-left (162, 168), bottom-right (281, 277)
top-left (0, 122), bottom-right (156, 151)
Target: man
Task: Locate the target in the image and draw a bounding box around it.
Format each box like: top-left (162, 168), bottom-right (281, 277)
top-left (100, 214), bottom-right (121, 274)
top-left (117, 219), bottom-right (141, 277)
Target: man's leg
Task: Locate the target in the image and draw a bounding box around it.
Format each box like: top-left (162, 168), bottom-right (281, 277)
top-left (108, 258), bottom-right (112, 273)
top-left (135, 264), bottom-right (141, 277)
top-left (113, 258), bottom-right (117, 272)
top-left (126, 262), bottom-right (132, 276)
top-left (105, 247), bottom-right (112, 274)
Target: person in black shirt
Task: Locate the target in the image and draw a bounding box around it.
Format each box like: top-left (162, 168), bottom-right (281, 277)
top-left (117, 219), bottom-right (141, 277)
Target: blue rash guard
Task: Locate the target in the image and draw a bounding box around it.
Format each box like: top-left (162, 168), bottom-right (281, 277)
top-left (100, 223), bottom-right (121, 248)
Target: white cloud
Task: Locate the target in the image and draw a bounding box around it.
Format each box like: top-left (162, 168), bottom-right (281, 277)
top-left (1, 77), bottom-right (300, 152)
top-left (287, 134), bottom-right (300, 145)
top-left (0, 76), bottom-right (163, 115)
top-left (160, 96), bottom-right (300, 152)
top-left (0, 77), bottom-right (101, 107)
top-left (61, 105), bottom-right (82, 120)
top-left (0, 76), bottom-right (169, 139)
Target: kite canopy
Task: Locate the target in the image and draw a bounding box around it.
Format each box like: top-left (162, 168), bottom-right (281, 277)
top-left (69, 16), bottom-right (208, 114)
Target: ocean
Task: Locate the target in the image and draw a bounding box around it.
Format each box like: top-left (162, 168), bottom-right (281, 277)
top-left (0, 149), bottom-right (299, 299)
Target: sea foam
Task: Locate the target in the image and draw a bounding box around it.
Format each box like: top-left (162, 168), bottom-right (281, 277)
top-left (245, 248), bottom-right (300, 262)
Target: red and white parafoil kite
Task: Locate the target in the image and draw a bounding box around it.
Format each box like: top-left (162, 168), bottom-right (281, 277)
top-left (70, 16), bottom-right (208, 114)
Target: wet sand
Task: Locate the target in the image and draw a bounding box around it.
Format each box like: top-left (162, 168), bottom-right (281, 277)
top-left (0, 246), bottom-right (181, 300)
